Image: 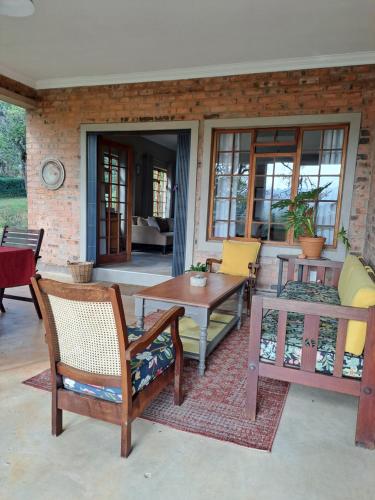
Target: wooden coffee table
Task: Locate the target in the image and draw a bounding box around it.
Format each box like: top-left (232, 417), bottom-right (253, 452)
top-left (134, 272), bottom-right (247, 375)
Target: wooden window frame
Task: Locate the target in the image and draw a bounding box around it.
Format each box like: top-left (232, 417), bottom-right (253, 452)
top-left (207, 124), bottom-right (349, 248)
top-left (153, 167), bottom-right (168, 218)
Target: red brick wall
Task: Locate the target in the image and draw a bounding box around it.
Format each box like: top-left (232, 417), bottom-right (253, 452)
top-left (19, 64), bottom-right (375, 283)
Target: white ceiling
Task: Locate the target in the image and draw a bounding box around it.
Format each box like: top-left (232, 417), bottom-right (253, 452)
top-left (0, 0), bottom-right (374, 89)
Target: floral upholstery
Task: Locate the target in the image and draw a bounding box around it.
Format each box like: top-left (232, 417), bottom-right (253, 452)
top-left (63, 327), bottom-right (175, 403)
top-left (260, 281), bottom-right (364, 378)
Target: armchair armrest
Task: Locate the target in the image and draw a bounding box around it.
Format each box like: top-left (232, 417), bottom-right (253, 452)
top-left (206, 258), bottom-right (222, 272)
top-left (125, 306), bottom-right (185, 360)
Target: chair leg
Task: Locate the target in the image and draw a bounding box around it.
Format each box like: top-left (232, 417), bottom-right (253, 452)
top-left (174, 360), bottom-right (184, 406)
top-left (52, 391), bottom-right (63, 436)
top-left (246, 284), bottom-right (251, 317)
top-left (121, 421), bottom-right (132, 458)
top-left (355, 388), bottom-right (375, 449)
top-left (29, 284), bottom-right (42, 319)
top-left (0, 288), bottom-right (5, 313)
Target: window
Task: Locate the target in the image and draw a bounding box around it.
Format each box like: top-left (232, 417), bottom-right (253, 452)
top-left (208, 125), bottom-right (348, 246)
top-left (153, 168), bottom-right (168, 218)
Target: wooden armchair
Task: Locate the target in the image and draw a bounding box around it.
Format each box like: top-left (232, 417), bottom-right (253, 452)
top-left (31, 277), bottom-right (185, 458)
top-left (0, 226), bottom-right (44, 318)
top-left (206, 239), bottom-right (261, 316)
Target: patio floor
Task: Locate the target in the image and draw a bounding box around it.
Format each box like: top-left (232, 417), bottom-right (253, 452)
top-left (1, 286), bottom-right (375, 499)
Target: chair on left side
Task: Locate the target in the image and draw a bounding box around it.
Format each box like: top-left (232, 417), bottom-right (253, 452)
top-left (0, 226), bottom-right (44, 318)
top-left (31, 277), bottom-right (185, 458)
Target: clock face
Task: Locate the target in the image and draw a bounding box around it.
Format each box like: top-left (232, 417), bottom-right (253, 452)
top-left (40, 159), bottom-right (65, 190)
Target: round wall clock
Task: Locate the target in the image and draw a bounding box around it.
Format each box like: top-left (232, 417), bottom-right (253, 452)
top-left (40, 158), bottom-right (65, 190)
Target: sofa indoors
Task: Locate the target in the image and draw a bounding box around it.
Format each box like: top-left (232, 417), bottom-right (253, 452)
top-left (131, 216), bottom-right (174, 254)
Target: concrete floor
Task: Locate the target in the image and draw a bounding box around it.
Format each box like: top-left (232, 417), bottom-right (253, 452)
top-left (102, 252), bottom-right (173, 275)
top-left (1, 286), bottom-right (375, 500)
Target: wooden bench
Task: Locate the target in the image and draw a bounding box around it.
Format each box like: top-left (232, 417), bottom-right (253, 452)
top-left (246, 258), bottom-right (375, 449)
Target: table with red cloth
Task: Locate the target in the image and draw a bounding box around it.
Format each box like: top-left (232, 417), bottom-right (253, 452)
top-left (0, 246), bottom-right (36, 288)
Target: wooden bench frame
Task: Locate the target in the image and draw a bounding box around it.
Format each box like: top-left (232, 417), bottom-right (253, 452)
top-left (0, 226), bottom-right (44, 318)
top-left (246, 258), bottom-right (375, 449)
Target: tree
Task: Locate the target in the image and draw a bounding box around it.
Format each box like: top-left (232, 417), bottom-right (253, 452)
top-left (0, 101), bottom-right (26, 179)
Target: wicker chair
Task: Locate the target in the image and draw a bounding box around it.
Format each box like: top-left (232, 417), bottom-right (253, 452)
top-left (31, 277), bottom-right (185, 458)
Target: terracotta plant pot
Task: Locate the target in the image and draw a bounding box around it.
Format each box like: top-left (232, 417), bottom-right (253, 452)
top-left (299, 236), bottom-right (326, 259)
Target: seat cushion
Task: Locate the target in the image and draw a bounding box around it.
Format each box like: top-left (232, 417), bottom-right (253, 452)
top-left (62, 327), bottom-right (175, 403)
top-left (219, 240), bottom-right (261, 277)
top-left (260, 281), bottom-right (363, 378)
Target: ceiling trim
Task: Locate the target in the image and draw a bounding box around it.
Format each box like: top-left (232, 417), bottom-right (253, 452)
top-left (2, 51), bottom-right (374, 91)
top-left (0, 63), bottom-right (36, 89)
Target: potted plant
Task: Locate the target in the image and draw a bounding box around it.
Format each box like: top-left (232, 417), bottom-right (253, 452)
top-left (272, 184), bottom-right (330, 259)
top-left (187, 262), bottom-right (208, 287)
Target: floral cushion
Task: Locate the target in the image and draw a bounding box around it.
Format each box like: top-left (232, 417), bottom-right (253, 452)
top-left (63, 327), bottom-right (175, 403)
top-left (260, 281), bottom-right (364, 379)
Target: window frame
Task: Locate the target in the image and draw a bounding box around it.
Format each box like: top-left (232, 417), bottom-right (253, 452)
top-left (152, 167), bottom-right (168, 218)
top-left (207, 124), bottom-right (349, 248)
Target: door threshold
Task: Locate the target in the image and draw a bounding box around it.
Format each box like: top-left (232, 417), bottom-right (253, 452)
top-left (93, 267), bottom-right (172, 286)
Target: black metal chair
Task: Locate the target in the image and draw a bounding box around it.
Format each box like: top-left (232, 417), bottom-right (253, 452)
top-left (0, 226), bottom-right (44, 318)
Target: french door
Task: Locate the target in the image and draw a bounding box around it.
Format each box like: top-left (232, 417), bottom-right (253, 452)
top-left (97, 138), bottom-right (133, 264)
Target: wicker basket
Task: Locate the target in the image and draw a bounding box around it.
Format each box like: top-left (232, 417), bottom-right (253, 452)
top-left (67, 261), bottom-right (94, 283)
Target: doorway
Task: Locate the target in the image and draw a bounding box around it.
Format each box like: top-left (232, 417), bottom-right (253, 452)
top-left (86, 127), bottom-right (194, 279)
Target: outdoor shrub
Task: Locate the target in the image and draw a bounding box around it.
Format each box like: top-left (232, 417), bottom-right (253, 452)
top-left (0, 177), bottom-right (26, 198)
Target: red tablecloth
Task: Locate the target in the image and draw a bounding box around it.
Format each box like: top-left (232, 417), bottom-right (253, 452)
top-left (0, 246), bottom-right (36, 288)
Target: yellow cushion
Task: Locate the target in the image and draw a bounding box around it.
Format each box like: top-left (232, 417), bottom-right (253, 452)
top-left (338, 256), bottom-right (375, 355)
top-left (219, 240), bottom-right (261, 277)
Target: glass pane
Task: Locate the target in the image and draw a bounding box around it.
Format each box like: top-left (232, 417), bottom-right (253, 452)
top-left (274, 159), bottom-right (293, 176)
top-left (230, 198), bottom-right (247, 219)
top-left (298, 176), bottom-right (319, 192)
top-left (233, 152), bottom-right (250, 175)
top-left (300, 152), bottom-right (320, 175)
top-left (302, 130), bottom-right (321, 150)
top-left (272, 176), bottom-right (292, 199)
top-left (255, 158), bottom-right (274, 176)
top-left (215, 176), bottom-right (232, 197)
top-left (316, 226), bottom-right (334, 245)
top-left (218, 133), bottom-right (233, 151)
top-left (256, 129), bottom-right (275, 143)
top-left (323, 129), bottom-right (344, 150)
top-left (254, 176), bottom-right (273, 199)
top-left (271, 206), bottom-right (288, 223)
top-left (316, 202), bottom-right (337, 225)
top-left (270, 225), bottom-right (287, 241)
top-left (213, 199), bottom-right (230, 220)
top-left (320, 177), bottom-right (339, 200)
top-left (320, 151), bottom-right (342, 175)
top-left (216, 153), bottom-right (232, 175)
top-left (234, 132), bottom-right (251, 151)
top-left (253, 200), bottom-right (271, 221)
top-left (251, 223), bottom-right (268, 239)
top-left (231, 176), bottom-right (248, 198)
top-left (255, 145), bottom-right (297, 154)
top-left (275, 129), bottom-right (296, 142)
top-left (213, 221), bottom-right (228, 238)
top-left (229, 219), bottom-right (246, 237)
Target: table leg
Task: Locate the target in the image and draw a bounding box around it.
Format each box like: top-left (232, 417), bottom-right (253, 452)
top-left (134, 298), bottom-right (144, 330)
top-left (237, 283), bottom-right (245, 330)
top-left (277, 258), bottom-right (283, 297)
top-left (199, 326), bottom-right (208, 376)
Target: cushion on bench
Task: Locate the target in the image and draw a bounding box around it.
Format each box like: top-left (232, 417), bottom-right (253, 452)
top-left (260, 281), bottom-right (363, 379)
top-left (62, 327), bottom-right (175, 403)
top-left (338, 255), bottom-right (375, 355)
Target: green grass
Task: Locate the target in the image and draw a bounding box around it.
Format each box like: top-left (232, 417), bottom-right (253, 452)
top-left (0, 197), bottom-right (28, 229)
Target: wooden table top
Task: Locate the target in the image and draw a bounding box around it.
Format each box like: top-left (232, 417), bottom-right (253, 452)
top-left (134, 272), bottom-right (247, 309)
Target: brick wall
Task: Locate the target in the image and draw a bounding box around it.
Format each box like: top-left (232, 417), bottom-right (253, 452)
top-left (13, 64), bottom-right (375, 286)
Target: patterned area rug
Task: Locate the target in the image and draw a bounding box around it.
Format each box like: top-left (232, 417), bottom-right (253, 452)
top-left (23, 314), bottom-right (289, 451)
